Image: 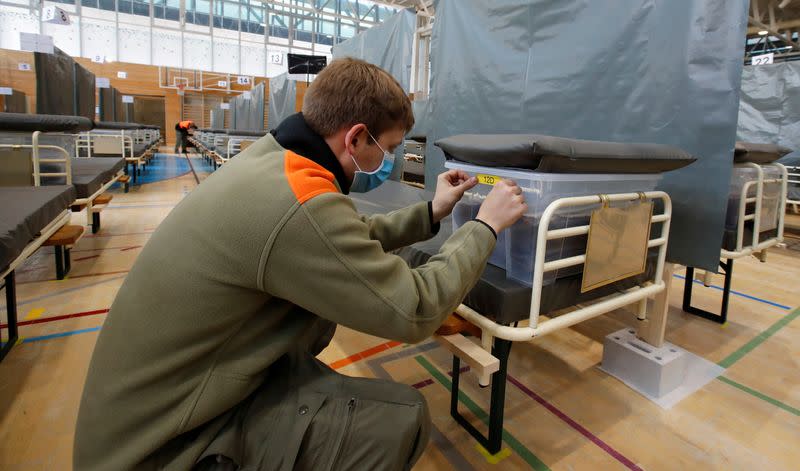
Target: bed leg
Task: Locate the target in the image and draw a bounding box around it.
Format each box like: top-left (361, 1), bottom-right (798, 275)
top-left (450, 337), bottom-right (512, 456)
top-left (682, 260), bottom-right (733, 324)
top-left (55, 245), bottom-right (65, 280)
top-left (64, 248), bottom-right (71, 276)
top-left (1, 272), bottom-right (18, 362)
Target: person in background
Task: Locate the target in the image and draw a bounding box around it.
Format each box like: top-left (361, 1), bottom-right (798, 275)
top-left (174, 120), bottom-right (196, 154)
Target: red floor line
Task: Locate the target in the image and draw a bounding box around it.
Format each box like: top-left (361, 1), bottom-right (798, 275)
top-left (120, 245), bottom-right (143, 251)
top-left (0, 308), bottom-right (109, 330)
top-left (84, 231), bottom-right (155, 239)
top-left (15, 269), bottom-right (131, 285)
top-left (506, 375), bottom-right (643, 471)
top-left (73, 255), bottom-right (101, 262)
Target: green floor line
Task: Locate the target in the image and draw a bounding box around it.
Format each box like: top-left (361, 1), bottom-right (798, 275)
top-left (717, 376), bottom-right (800, 416)
top-left (718, 307), bottom-right (800, 369)
top-left (415, 355), bottom-right (550, 471)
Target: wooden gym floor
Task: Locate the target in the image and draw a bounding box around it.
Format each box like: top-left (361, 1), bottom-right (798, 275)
top-left (1, 153), bottom-right (798, 470)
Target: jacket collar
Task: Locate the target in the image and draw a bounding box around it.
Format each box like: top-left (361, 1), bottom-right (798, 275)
top-left (271, 113), bottom-right (350, 194)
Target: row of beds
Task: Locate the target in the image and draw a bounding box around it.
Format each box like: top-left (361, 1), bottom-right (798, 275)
top-left (0, 112), bottom-right (161, 360)
top-left (188, 128), bottom-right (268, 169)
top-left (350, 134), bottom-right (792, 454)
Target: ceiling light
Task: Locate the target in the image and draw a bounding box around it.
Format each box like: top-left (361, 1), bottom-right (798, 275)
top-left (758, 30), bottom-right (769, 36)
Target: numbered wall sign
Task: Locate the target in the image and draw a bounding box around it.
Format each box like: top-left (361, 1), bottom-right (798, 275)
top-left (752, 53), bottom-right (774, 66)
top-left (19, 32), bottom-right (54, 54)
top-left (43, 6), bottom-right (70, 25)
top-left (237, 76), bottom-right (251, 85)
top-left (92, 55), bottom-right (106, 64)
top-left (217, 81), bottom-right (228, 87)
top-left (220, 103), bottom-right (230, 110)
top-left (18, 63), bottom-right (31, 71)
top-left (122, 95), bottom-right (134, 103)
top-left (269, 52), bottom-right (283, 65)
top-left (0, 87), bottom-right (13, 96)
top-left (117, 71), bottom-right (127, 79)
top-left (96, 77), bottom-right (111, 88)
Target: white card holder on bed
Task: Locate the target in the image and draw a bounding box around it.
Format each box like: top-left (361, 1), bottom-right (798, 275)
top-left (581, 196), bottom-right (653, 293)
top-left (93, 135), bottom-right (124, 155)
top-left (0, 148), bottom-right (35, 187)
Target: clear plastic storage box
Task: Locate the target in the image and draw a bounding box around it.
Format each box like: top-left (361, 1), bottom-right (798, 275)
top-left (725, 165), bottom-right (783, 232)
top-left (445, 161), bottom-right (662, 286)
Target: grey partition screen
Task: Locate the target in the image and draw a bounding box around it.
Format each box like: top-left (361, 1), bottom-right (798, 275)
top-left (210, 107), bottom-right (225, 129)
top-left (34, 48), bottom-right (75, 115)
top-left (332, 8), bottom-right (415, 92)
top-left (268, 73), bottom-right (296, 130)
top-left (425, 0), bottom-right (748, 271)
top-left (229, 83), bottom-right (265, 132)
top-left (99, 87), bottom-right (115, 122)
top-left (114, 89), bottom-right (125, 123)
top-left (737, 61), bottom-right (800, 150)
top-left (74, 62), bottom-right (96, 120)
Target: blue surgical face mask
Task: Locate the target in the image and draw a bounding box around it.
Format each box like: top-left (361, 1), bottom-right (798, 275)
top-left (350, 130), bottom-right (394, 193)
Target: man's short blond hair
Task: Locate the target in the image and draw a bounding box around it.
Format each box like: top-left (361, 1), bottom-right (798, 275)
top-left (302, 58), bottom-right (414, 138)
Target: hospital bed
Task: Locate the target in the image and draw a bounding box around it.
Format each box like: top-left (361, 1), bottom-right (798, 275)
top-left (190, 128), bottom-right (226, 165)
top-left (209, 130), bottom-right (267, 168)
top-left (75, 122), bottom-right (152, 183)
top-left (789, 166), bottom-right (800, 213)
top-left (0, 113), bottom-right (121, 235)
top-left (352, 134), bottom-right (695, 454)
top-left (683, 141), bottom-right (792, 323)
top-left (403, 137), bottom-right (426, 187)
top-left (0, 114), bottom-right (82, 361)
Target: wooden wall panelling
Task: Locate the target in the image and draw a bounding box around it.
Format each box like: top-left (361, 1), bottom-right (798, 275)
top-left (1, 48), bottom-right (273, 145)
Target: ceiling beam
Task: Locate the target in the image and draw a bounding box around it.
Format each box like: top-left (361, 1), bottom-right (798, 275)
top-left (747, 18), bottom-right (800, 34)
top-left (749, 16), bottom-right (800, 50)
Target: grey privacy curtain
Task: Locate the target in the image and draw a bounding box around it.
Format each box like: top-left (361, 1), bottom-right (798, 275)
top-left (425, 0), bottom-right (748, 271)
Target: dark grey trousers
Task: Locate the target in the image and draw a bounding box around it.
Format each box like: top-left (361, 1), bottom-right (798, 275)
top-left (193, 351), bottom-right (431, 471)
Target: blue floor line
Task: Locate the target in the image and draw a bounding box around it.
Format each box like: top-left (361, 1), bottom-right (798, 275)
top-left (673, 274), bottom-right (792, 310)
top-left (1, 326), bottom-right (102, 347)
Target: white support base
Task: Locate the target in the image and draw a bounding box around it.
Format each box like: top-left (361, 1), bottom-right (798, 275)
top-left (601, 328), bottom-right (723, 409)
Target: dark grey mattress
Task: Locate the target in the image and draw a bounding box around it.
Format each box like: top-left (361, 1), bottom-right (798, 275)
top-left (93, 142), bottom-right (148, 158)
top-left (227, 130), bottom-right (267, 137)
top-left (0, 185), bottom-right (76, 271)
top-left (72, 158), bottom-right (125, 198)
top-left (40, 158), bottom-right (124, 198)
top-left (722, 227), bottom-right (779, 252)
top-left (734, 141), bottom-right (792, 164)
top-left (436, 134), bottom-right (696, 174)
top-left (352, 181), bottom-right (657, 324)
top-left (94, 121), bottom-right (143, 130)
top-left (0, 112), bottom-right (93, 133)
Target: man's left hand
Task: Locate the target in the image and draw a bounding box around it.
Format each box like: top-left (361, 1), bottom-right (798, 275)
top-left (431, 170), bottom-right (478, 223)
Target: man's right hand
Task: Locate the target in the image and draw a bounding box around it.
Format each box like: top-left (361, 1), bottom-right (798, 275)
top-left (476, 179), bottom-right (527, 234)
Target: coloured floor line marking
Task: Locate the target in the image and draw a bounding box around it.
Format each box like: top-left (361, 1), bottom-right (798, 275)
top-left (716, 376), bottom-right (800, 416)
top-left (718, 307), bottom-right (800, 369)
top-left (673, 273), bottom-right (791, 310)
top-left (25, 308), bottom-right (45, 320)
top-left (0, 326), bottom-right (101, 347)
top-left (0, 308), bottom-right (109, 330)
top-left (475, 444), bottom-right (513, 464)
top-left (0, 274), bottom-right (127, 311)
top-left (329, 340), bottom-right (402, 369)
top-left (415, 355), bottom-right (550, 471)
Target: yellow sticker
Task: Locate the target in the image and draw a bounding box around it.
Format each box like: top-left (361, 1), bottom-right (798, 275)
top-left (477, 174), bottom-right (501, 186)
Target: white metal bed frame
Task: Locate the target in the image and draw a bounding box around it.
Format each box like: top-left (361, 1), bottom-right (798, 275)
top-left (439, 190), bottom-right (672, 454)
top-left (0, 131), bottom-right (76, 361)
top-left (683, 162), bottom-right (788, 324)
top-left (787, 165), bottom-right (800, 213)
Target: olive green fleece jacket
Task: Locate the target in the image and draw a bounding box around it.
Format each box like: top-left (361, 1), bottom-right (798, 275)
top-left (74, 134), bottom-right (495, 470)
